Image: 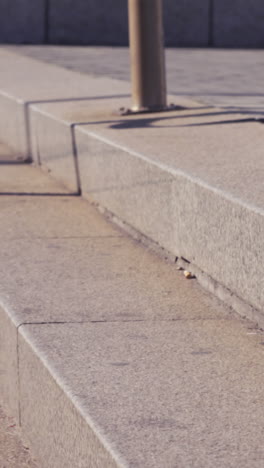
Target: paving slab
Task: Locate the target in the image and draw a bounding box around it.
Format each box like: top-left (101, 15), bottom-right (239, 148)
top-left (7, 46), bottom-right (264, 114)
top-left (0, 164), bottom-right (71, 195)
top-left (0, 233), bottom-right (231, 327)
top-left (0, 196), bottom-right (123, 240)
top-left (19, 319), bottom-right (264, 468)
top-left (1, 157), bottom-right (264, 467)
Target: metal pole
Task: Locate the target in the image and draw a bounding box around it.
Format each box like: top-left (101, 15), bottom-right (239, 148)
top-left (128, 0), bottom-right (167, 112)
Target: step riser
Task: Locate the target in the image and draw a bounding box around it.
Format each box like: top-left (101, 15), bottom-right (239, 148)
top-left (0, 92), bottom-right (29, 159)
top-left (0, 307), bottom-right (20, 421)
top-left (29, 106), bottom-right (264, 323)
top-left (19, 327), bottom-right (120, 468)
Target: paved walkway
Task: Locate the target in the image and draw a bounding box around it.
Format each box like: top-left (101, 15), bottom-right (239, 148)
top-left (6, 45), bottom-right (264, 114)
top-left (1, 142), bottom-right (264, 467)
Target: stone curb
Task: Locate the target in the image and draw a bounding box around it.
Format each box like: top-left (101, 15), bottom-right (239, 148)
top-left (1, 48), bottom-right (264, 328)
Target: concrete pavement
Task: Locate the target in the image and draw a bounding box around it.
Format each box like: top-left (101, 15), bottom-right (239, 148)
top-left (1, 145), bottom-right (264, 467)
top-left (0, 48), bottom-right (264, 328)
top-left (6, 45), bottom-right (264, 114)
top-left (1, 47), bottom-right (264, 466)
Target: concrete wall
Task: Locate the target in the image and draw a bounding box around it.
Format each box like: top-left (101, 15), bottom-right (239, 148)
top-left (213, 0), bottom-right (264, 47)
top-left (0, 0), bottom-right (46, 44)
top-left (0, 0), bottom-right (264, 48)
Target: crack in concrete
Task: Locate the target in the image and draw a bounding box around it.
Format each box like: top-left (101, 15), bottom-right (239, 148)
top-left (3, 235), bottom-right (123, 240)
top-left (17, 317), bottom-right (231, 328)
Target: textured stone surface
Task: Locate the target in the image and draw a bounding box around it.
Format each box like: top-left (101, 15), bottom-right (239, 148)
top-left (0, 405), bottom-right (38, 468)
top-left (19, 330), bottom-right (121, 468)
top-left (1, 158), bottom-right (264, 467)
top-left (0, 0), bottom-right (45, 44)
top-left (0, 196), bottom-right (121, 239)
top-left (19, 320), bottom-right (264, 468)
top-left (0, 234), bottom-right (230, 327)
top-left (1, 48), bottom-right (264, 321)
top-left (0, 163), bottom-right (70, 195)
top-left (72, 101), bottom-right (264, 315)
top-left (214, 0), bottom-right (264, 47)
top-left (0, 151), bottom-right (232, 329)
top-left (0, 308), bottom-right (19, 420)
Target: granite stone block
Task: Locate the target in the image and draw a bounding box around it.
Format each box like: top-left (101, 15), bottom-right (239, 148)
top-left (19, 320), bottom-right (264, 467)
top-left (19, 328), bottom-right (120, 468)
top-left (74, 102), bottom-right (264, 316)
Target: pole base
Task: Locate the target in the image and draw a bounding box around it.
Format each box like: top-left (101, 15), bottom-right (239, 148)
top-left (116, 103), bottom-right (186, 116)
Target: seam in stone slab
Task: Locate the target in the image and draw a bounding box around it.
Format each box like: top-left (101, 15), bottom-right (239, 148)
top-left (3, 235), bottom-right (124, 240)
top-left (70, 124), bottom-right (82, 195)
top-left (16, 317), bottom-right (230, 328)
top-left (18, 324), bottom-right (128, 468)
top-left (0, 192), bottom-right (79, 197)
top-left (16, 327), bottom-right (22, 427)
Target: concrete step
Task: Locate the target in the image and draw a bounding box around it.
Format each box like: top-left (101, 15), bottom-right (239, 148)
top-left (1, 153), bottom-right (264, 467)
top-left (0, 48), bottom-right (263, 328)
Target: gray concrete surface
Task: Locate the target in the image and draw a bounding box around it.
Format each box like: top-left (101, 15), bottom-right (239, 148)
top-left (0, 405), bottom-right (38, 468)
top-left (19, 320), bottom-right (264, 468)
top-left (25, 86), bottom-right (264, 322)
top-left (74, 107), bottom-right (264, 319)
top-left (7, 45), bottom-right (264, 114)
top-left (2, 150), bottom-right (264, 467)
top-left (0, 49), bottom-right (264, 326)
top-left (0, 157), bottom-right (229, 328)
